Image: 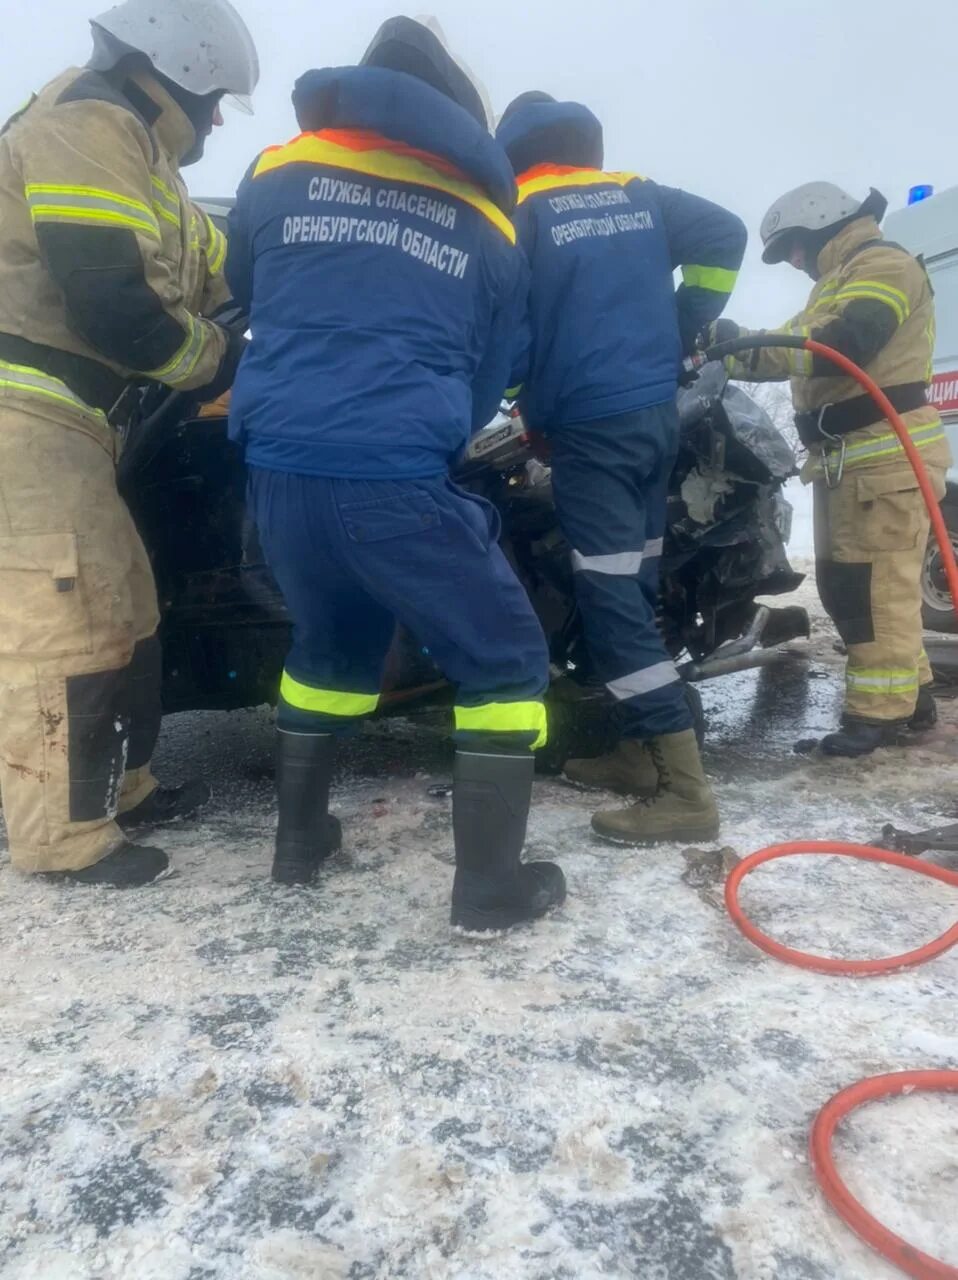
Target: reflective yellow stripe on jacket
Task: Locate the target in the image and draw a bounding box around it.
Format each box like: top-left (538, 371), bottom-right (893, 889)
top-left (0, 358), bottom-right (105, 420)
top-left (813, 280), bottom-right (841, 308)
top-left (807, 417), bottom-right (947, 481)
top-left (455, 701), bottom-right (548, 750)
top-left (280, 671), bottom-right (380, 718)
top-left (833, 279), bottom-right (911, 326)
top-left (204, 213), bottom-right (228, 276)
top-left (150, 176), bottom-right (181, 228)
top-left (146, 316), bottom-right (208, 387)
top-left (682, 264), bottom-right (738, 294)
top-left (782, 320), bottom-right (813, 376)
top-left (925, 317), bottom-right (937, 385)
top-left (835, 418), bottom-right (946, 470)
top-left (728, 320), bottom-right (812, 377)
top-left (25, 183), bottom-right (160, 239)
top-left (255, 135), bottom-right (516, 245)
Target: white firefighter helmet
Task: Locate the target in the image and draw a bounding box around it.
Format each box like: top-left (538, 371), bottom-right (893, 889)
top-left (760, 182), bottom-right (865, 264)
top-left (90, 0), bottom-right (259, 110)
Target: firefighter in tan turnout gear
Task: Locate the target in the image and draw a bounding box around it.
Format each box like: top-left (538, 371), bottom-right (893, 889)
top-left (0, 0), bottom-right (258, 886)
top-left (713, 183), bottom-right (951, 756)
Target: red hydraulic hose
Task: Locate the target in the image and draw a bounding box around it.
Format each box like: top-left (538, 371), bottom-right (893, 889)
top-left (705, 336), bottom-right (958, 1278)
top-left (803, 338), bottom-right (958, 611)
top-left (810, 1072), bottom-right (958, 1280)
top-left (724, 841), bottom-right (958, 976)
top-left (701, 333), bottom-right (958, 615)
top-left (716, 334), bottom-right (958, 976)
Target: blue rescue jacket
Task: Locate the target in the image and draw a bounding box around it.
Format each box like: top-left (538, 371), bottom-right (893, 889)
top-left (226, 67), bottom-right (525, 478)
top-left (496, 100), bottom-right (747, 431)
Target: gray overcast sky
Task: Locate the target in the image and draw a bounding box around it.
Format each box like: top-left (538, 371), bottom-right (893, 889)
top-left (4, 0), bottom-right (957, 324)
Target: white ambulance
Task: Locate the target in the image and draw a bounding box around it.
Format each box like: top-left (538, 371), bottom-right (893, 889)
top-left (885, 186), bottom-right (958, 632)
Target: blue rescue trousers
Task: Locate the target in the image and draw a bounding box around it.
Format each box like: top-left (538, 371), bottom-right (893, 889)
top-left (549, 403), bottom-right (693, 740)
top-left (247, 469), bottom-right (550, 752)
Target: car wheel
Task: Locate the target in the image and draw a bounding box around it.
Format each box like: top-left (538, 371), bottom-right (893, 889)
top-left (921, 489), bottom-right (958, 635)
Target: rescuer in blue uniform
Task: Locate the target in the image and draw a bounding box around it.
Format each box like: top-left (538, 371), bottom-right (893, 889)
top-left (497, 93), bottom-right (746, 846)
top-left (226, 21), bottom-right (565, 931)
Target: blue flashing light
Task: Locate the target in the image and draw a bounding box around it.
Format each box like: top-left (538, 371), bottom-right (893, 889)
top-left (908, 184), bottom-right (934, 206)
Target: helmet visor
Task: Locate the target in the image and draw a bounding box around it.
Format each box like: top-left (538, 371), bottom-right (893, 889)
top-left (762, 228), bottom-right (796, 266)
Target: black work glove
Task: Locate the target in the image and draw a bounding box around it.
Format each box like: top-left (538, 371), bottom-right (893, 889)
top-left (194, 324), bottom-right (248, 404)
top-left (678, 360), bottom-right (700, 389)
top-left (699, 318), bottom-right (742, 354)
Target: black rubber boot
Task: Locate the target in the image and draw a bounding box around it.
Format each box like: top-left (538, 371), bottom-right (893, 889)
top-left (45, 843), bottom-right (171, 889)
top-left (821, 717), bottom-right (910, 758)
top-left (273, 732), bottom-right (342, 886)
top-left (118, 779), bottom-right (211, 831)
top-left (909, 685), bottom-right (938, 732)
top-left (450, 751), bottom-right (566, 933)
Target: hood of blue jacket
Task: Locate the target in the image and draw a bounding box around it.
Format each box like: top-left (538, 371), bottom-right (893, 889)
top-left (496, 99), bottom-right (604, 176)
top-left (292, 66), bottom-right (515, 213)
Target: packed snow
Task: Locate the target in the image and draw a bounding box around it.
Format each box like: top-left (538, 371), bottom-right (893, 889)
top-left (1, 569), bottom-right (956, 1279)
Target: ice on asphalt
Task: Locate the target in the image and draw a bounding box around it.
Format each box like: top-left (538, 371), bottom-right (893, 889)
top-left (1, 569), bottom-right (957, 1279)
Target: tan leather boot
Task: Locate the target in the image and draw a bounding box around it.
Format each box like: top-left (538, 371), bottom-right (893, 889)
top-left (564, 739), bottom-right (659, 798)
top-left (592, 729), bottom-right (719, 845)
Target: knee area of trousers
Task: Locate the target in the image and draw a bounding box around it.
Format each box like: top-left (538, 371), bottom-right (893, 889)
top-left (817, 560), bottom-right (875, 647)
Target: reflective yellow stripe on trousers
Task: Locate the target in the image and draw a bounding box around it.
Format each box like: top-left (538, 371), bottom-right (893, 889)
top-left (280, 671), bottom-right (380, 718)
top-left (455, 701), bottom-right (548, 750)
top-left (846, 667), bottom-right (920, 697)
top-left (0, 359), bottom-right (106, 421)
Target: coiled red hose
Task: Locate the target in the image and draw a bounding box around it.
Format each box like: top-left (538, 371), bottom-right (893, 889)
top-left (708, 336), bottom-right (958, 1278)
top-left (725, 841), bottom-right (958, 976)
top-left (810, 1072), bottom-right (958, 1280)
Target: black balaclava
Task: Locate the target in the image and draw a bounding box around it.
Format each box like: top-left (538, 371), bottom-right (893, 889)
top-left (361, 17), bottom-right (486, 128)
top-left (793, 189), bottom-right (889, 280)
top-left (90, 31), bottom-right (221, 167)
top-left (154, 74), bottom-right (223, 166)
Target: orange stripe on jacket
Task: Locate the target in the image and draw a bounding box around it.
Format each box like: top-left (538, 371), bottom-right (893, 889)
top-left (254, 130), bottom-right (516, 243)
top-left (313, 129), bottom-right (472, 182)
top-left (516, 164), bottom-right (645, 206)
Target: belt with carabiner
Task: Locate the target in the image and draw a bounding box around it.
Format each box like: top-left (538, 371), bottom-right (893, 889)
top-left (814, 404), bottom-right (847, 489)
top-left (0, 331), bottom-right (139, 429)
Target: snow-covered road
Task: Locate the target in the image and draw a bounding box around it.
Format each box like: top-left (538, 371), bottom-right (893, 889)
top-left (2, 574), bottom-right (957, 1280)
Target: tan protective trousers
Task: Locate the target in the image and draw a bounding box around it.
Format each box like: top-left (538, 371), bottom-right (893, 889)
top-left (0, 394), bottom-right (161, 873)
top-left (813, 431), bottom-right (948, 723)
